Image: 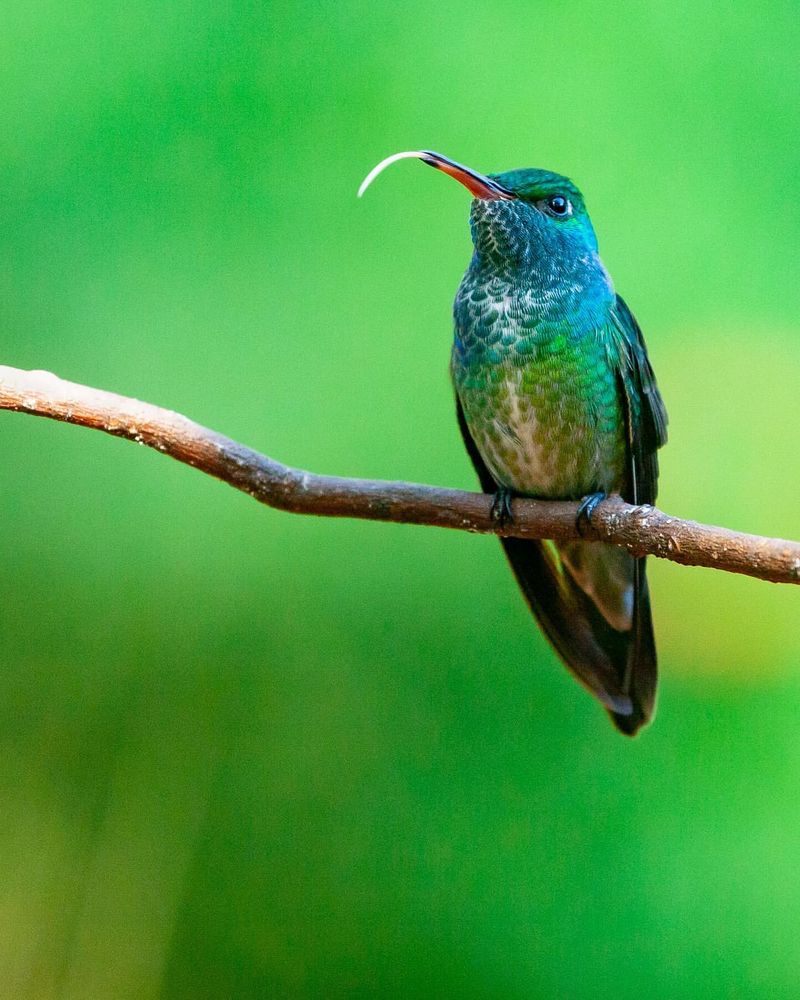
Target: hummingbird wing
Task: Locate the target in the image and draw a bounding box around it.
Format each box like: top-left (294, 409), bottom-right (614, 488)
top-left (455, 296), bottom-right (667, 735)
top-left (604, 294), bottom-right (668, 731)
top-left (610, 294), bottom-right (668, 507)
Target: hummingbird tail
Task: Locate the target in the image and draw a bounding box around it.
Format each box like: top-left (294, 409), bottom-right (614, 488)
top-left (500, 537), bottom-right (657, 735)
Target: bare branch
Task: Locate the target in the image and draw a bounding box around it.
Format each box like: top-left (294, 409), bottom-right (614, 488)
top-left (1, 365), bottom-right (798, 585)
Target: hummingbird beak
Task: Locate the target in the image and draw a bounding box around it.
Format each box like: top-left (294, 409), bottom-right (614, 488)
top-left (358, 150), bottom-right (515, 201)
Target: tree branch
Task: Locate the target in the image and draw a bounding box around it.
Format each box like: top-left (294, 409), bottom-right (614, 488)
top-left (1, 365), bottom-right (798, 585)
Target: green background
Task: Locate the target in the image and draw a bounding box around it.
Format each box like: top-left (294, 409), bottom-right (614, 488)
top-left (2, 2), bottom-right (799, 997)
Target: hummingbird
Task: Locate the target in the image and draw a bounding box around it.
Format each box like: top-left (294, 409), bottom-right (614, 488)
top-left (359, 150), bottom-right (668, 734)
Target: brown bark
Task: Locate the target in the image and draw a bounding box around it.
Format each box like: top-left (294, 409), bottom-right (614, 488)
top-left (1, 365), bottom-right (798, 585)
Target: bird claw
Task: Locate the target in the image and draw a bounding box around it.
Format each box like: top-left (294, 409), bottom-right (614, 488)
top-left (576, 492), bottom-right (607, 537)
top-left (491, 487), bottom-right (514, 527)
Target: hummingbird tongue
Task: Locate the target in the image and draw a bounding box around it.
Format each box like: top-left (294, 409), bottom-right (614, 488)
top-left (358, 150), bottom-right (514, 201)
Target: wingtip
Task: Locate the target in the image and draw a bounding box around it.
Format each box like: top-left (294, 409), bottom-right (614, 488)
top-left (609, 699), bottom-right (654, 737)
top-left (599, 690), bottom-right (634, 717)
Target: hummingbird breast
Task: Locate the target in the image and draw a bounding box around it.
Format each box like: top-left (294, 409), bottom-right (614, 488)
top-left (451, 276), bottom-right (627, 500)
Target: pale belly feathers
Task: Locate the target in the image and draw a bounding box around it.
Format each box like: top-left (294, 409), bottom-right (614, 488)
top-left (455, 360), bottom-right (627, 501)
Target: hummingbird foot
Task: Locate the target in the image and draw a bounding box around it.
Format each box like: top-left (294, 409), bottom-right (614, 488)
top-left (490, 487), bottom-right (515, 528)
top-left (576, 492), bottom-right (607, 537)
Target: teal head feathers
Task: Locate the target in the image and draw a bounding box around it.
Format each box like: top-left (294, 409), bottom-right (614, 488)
top-left (359, 150), bottom-right (613, 319)
top-left (470, 168), bottom-right (599, 268)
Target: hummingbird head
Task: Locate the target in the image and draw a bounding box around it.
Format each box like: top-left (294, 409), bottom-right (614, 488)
top-left (359, 150), bottom-right (602, 277)
top-left (472, 168), bottom-right (598, 272)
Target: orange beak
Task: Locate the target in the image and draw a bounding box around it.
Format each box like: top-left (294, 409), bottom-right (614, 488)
top-left (358, 150), bottom-right (515, 201)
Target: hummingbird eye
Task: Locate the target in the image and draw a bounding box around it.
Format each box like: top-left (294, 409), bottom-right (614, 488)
top-left (544, 195), bottom-right (572, 217)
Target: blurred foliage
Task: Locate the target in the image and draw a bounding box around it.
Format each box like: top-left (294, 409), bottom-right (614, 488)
top-left (1, 2), bottom-right (799, 997)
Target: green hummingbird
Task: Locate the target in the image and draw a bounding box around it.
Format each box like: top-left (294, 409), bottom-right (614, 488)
top-left (359, 150), bottom-right (668, 734)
